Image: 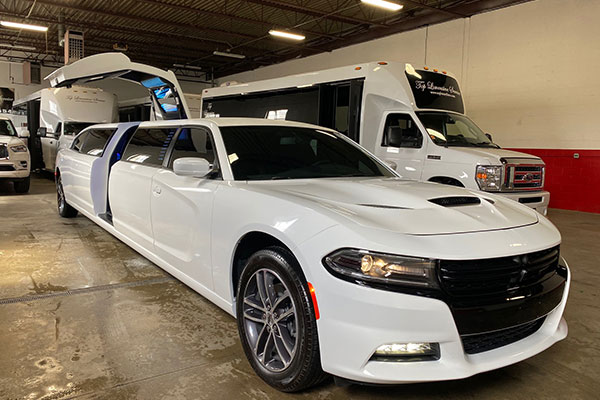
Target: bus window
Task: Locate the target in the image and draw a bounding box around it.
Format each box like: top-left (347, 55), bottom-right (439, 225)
top-left (334, 85), bottom-right (350, 135)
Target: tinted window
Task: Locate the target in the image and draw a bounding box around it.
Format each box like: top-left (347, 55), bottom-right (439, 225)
top-left (80, 129), bottom-right (115, 156)
top-left (122, 127), bottom-right (177, 166)
top-left (405, 70), bottom-right (464, 113)
top-left (64, 122), bottom-right (93, 136)
top-left (0, 119), bottom-right (17, 136)
top-left (381, 114), bottom-right (422, 148)
top-left (72, 132), bottom-right (86, 152)
top-left (220, 126), bottom-right (393, 181)
top-left (168, 127), bottom-right (215, 168)
top-left (416, 112), bottom-right (497, 148)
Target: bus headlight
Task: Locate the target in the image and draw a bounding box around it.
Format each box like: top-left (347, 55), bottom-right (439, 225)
top-left (476, 165), bottom-right (503, 191)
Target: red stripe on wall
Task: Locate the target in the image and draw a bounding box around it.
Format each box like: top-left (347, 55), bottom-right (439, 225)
top-left (508, 149), bottom-right (600, 214)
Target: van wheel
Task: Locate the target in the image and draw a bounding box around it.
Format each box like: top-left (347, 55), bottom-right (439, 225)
top-left (236, 247), bottom-right (327, 392)
top-left (13, 176), bottom-right (30, 193)
top-left (56, 175), bottom-right (78, 218)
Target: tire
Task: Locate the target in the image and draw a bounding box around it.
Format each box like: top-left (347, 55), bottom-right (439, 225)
top-left (56, 175), bottom-right (78, 218)
top-left (236, 246), bottom-right (327, 392)
top-left (13, 176), bottom-right (30, 193)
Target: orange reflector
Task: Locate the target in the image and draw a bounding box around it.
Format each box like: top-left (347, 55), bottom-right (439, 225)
top-left (424, 66), bottom-right (429, 70)
top-left (477, 173), bottom-right (488, 180)
top-left (307, 282), bottom-right (320, 320)
top-left (433, 69), bottom-right (438, 72)
top-left (442, 71), bottom-right (447, 74)
top-left (378, 61), bottom-right (388, 65)
top-left (355, 66), bottom-right (362, 70)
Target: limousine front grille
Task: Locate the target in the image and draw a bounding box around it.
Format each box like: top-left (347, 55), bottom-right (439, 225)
top-left (461, 317), bottom-right (546, 354)
top-left (438, 246), bottom-right (560, 307)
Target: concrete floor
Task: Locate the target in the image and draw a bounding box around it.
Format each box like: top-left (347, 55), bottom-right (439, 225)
top-left (0, 177), bottom-right (598, 400)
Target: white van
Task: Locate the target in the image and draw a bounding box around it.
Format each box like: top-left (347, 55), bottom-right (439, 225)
top-left (14, 86), bottom-right (118, 172)
top-left (201, 62), bottom-right (550, 215)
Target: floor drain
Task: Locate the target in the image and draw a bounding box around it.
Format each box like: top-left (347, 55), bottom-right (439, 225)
top-left (0, 276), bottom-right (174, 305)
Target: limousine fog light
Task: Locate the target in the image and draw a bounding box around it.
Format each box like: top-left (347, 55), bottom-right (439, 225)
top-left (372, 343), bottom-right (440, 362)
top-left (324, 249), bottom-right (438, 288)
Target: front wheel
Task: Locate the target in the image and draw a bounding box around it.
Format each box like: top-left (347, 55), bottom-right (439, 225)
top-left (236, 247), bottom-right (327, 392)
top-left (13, 176), bottom-right (30, 193)
top-left (56, 175), bottom-right (78, 218)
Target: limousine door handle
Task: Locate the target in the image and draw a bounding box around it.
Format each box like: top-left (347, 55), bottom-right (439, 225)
top-left (153, 186), bottom-right (162, 195)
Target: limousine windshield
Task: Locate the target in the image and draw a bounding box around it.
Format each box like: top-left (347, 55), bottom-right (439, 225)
top-left (220, 125), bottom-right (394, 181)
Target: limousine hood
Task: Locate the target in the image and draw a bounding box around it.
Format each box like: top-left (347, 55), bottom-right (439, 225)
top-left (248, 178), bottom-right (539, 236)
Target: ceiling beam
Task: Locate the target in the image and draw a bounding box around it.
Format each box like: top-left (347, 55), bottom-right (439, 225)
top-left (244, 0), bottom-right (386, 27)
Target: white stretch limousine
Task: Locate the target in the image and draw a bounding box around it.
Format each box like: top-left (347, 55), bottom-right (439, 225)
top-left (55, 118), bottom-right (569, 392)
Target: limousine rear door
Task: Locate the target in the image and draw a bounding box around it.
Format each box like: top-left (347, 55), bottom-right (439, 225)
top-left (46, 52), bottom-right (190, 121)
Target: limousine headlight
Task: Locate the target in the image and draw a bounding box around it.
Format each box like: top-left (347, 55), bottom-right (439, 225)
top-left (323, 249), bottom-right (438, 288)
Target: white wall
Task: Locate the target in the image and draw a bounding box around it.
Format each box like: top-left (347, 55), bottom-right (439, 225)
top-left (219, 0), bottom-right (598, 150)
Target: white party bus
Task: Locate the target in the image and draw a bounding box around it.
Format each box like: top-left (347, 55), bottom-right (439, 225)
top-left (201, 62), bottom-right (550, 214)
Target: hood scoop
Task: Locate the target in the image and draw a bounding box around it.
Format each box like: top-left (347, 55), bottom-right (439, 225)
top-left (429, 196), bottom-right (481, 207)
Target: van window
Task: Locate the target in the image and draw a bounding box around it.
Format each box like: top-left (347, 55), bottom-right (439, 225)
top-left (168, 127), bottom-right (216, 168)
top-left (80, 129), bottom-right (115, 157)
top-left (381, 114), bottom-right (422, 148)
top-left (122, 127), bottom-right (178, 166)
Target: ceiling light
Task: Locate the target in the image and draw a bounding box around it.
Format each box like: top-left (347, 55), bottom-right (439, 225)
top-left (361, 0), bottom-right (404, 11)
top-left (0, 43), bottom-right (37, 51)
top-left (213, 50), bottom-right (246, 59)
top-left (269, 30), bottom-right (305, 41)
top-left (1, 20), bottom-right (48, 32)
top-left (173, 64), bottom-right (203, 71)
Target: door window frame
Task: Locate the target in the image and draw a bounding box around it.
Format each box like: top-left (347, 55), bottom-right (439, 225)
top-left (378, 111), bottom-right (425, 149)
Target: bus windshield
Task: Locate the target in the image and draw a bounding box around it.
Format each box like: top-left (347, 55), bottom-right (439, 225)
top-left (416, 112), bottom-right (499, 148)
top-left (64, 122), bottom-right (94, 136)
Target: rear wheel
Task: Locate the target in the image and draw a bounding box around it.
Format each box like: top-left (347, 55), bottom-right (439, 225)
top-left (13, 176), bottom-right (30, 193)
top-left (56, 175), bottom-right (78, 218)
top-left (236, 247), bottom-right (327, 392)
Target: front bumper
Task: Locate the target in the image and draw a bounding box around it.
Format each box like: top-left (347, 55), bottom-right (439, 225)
top-left (300, 230), bottom-right (569, 384)
top-left (498, 190), bottom-right (550, 215)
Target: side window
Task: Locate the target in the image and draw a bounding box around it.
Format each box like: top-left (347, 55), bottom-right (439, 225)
top-left (381, 114), bottom-right (422, 148)
top-left (72, 132), bottom-right (87, 152)
top-left (168, 127), bottom-right (216, 168)
top-left (122, 127), bottom-right (177, 166)
top-left (80, 129), bottom-right (115, 157)
top-left (55, 122), bottom-right (62, 136)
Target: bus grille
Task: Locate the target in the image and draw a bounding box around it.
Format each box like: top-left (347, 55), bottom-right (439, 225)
top-left (504, 164), bottom-right (544, 190)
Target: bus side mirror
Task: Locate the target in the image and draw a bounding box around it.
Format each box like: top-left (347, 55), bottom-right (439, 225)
top-left (37, 127), bottom-right (47, 137)
top-left (485, 133), bottom-right (493, 142)
top-left (388, 126), bottom-right (422, 148)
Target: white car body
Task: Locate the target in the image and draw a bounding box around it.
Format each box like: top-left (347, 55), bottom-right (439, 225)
top-left (14, 86), bottom-right (118, 172)
top-left (0, 115), bottom-right (30, 184)
top-left (56, 117), bottom-right (569, 386)
top-left (202, 62), bottom-right (550, 215)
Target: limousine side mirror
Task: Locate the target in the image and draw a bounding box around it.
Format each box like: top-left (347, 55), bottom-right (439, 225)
top-left (173, 157), bottom-right (212, 178)
top-left (17, 129), bottom-right (30, 138)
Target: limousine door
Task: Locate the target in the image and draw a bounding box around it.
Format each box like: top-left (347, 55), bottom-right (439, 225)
top-left (150, 126), bottom-right (220, 289)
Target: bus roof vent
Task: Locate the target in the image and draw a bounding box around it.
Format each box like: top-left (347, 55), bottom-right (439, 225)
top-left (429, 196), bottom-right (481, 207)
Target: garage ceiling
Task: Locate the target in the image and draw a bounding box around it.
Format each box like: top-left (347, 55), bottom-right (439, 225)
top-left (0, 0), bottom-right (529, 79)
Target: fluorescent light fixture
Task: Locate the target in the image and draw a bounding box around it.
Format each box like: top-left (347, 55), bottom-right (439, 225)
top-left (269, 30), bottom-right (305, 41)
top-left (0, 43), bottom-right (36, 51)
top-left (172, 64), bottom-right (203, 71)
top-left (1, 20), bottom-right (48, 32)
top-left (361, 0), bottom-right (404, 11)
top-left (213, 50), bottom-right (246, 59)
